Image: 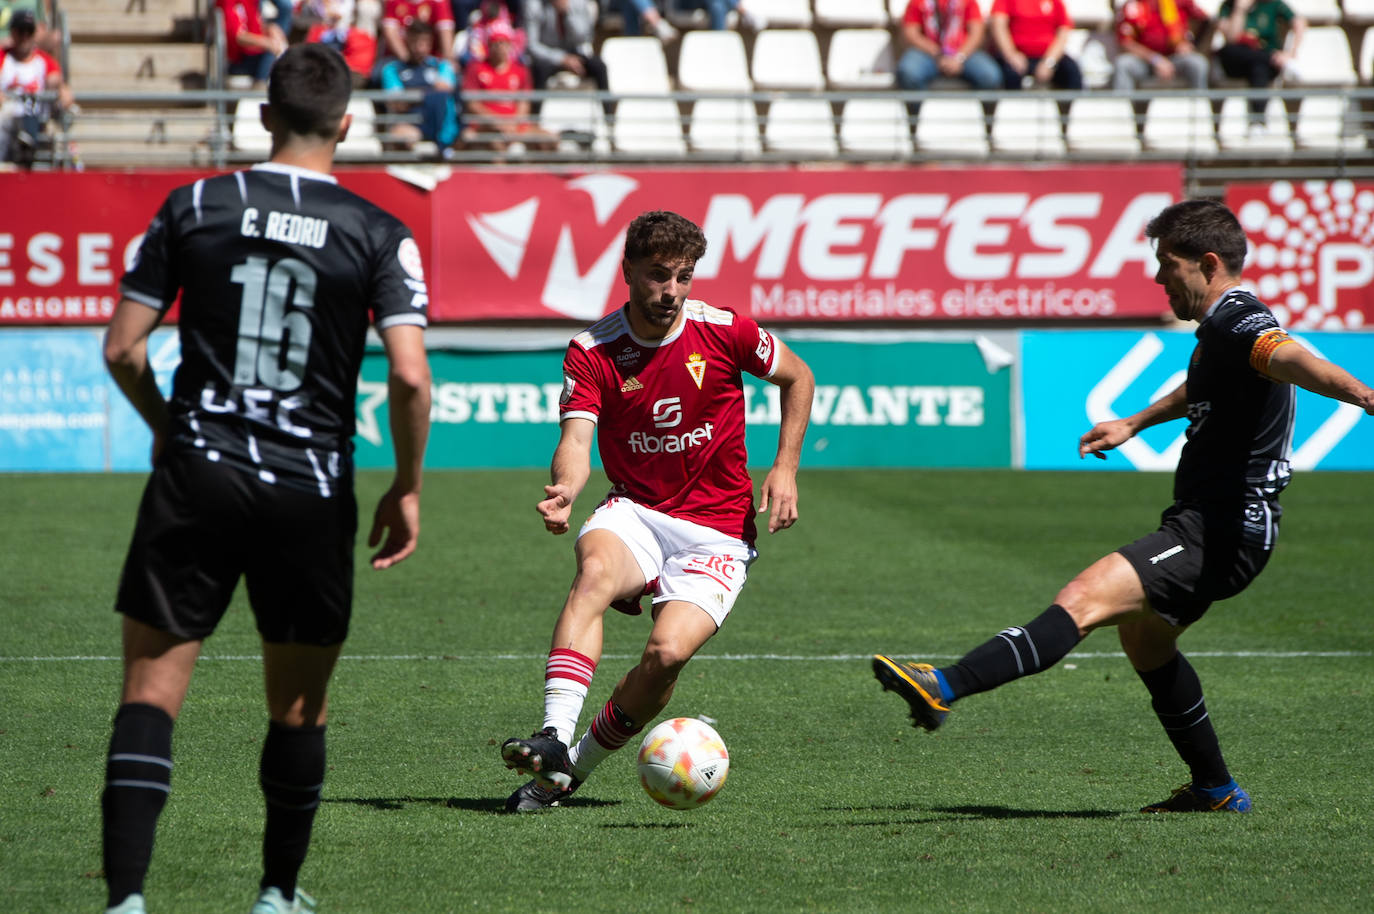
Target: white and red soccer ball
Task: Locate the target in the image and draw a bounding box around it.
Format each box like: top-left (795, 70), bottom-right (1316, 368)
top-left (636, 717), bottom-right (730, 810)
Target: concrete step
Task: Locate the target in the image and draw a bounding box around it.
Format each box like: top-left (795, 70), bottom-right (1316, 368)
top-left (63, 0), bottom-right (203, 41)
top-left (67, 42), bottom-right (208, 92)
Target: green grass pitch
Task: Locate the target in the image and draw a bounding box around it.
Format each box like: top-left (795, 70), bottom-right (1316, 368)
top-left (2, 469), bottom-right (1371, 913)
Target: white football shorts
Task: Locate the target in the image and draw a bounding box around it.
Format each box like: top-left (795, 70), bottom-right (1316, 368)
top-left (577, 497), bottom-right (758, 628)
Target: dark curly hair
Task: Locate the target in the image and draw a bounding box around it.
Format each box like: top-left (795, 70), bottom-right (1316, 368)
top-left (623, 211), bottom-right (707, 264)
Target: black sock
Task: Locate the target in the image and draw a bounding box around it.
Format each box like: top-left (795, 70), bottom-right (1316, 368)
top-left (940, 604), bottom-right (1082, 700)
top-left (259, 721), bottom-right (326, 900)
top-left (102, 702), bottom-right (174, 907)
top-left (1136, 652), bottom-right (1231, 789)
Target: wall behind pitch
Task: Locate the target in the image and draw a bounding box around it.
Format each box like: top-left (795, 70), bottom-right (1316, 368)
top-left (1021, 330), bottom-right (1374, 471)
top-left (352, 336), bottom-right (1015, 469)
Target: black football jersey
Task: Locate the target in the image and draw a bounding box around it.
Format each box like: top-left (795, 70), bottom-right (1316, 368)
top-left (121, 163), bottom-right (428, 496)
top-left (1174, 288), bottom-right (1295, 503)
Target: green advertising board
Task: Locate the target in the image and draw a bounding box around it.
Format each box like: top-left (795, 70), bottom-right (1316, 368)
top-left (354, 338), bottom-right (1013, 470)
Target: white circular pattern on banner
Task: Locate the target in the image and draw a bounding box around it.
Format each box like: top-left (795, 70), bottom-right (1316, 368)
top-left (1237, 180), bottom-right (1374, 329)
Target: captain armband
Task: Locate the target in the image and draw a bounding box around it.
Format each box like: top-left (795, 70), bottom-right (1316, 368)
top-left (1250, 328), bottom-right (1296, 376)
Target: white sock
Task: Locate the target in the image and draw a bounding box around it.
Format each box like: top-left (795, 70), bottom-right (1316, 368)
top-left (568, 698), bottom-right (641, 779)
top-left (542, 648), bottom-right (595, 746)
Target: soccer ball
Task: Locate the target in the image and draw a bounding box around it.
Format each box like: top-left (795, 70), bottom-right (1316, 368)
top-left (636, 717), bottom-right (730, 810)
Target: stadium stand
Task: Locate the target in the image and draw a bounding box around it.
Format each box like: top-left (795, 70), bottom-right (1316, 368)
top-left (13, 0), bottom-right (1366, 191)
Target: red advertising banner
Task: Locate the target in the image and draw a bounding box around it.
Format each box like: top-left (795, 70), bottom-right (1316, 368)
top-left (432, 165), bottom-right (1182, 322)
top-left (0, 170), bottom-right (433, 324)
top-left (1, 165), bottom-right (1180, 324)
top-left (1226, 180), bottom-right (1374, 331)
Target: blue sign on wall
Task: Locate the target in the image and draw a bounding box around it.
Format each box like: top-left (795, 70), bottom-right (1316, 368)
top-left (1022, 330), bottom-right (1374, 471)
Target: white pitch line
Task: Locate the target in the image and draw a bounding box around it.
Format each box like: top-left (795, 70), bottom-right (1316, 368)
top-left (1, 650), bottom-right (1369, 663)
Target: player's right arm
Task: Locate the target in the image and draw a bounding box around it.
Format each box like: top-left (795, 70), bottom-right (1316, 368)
top-left (538, 417), bottom-right (595, 535)
top-left (104, 298), bottom-right (170, 463)
top-left (1079, 382), bottom-right (1188, 459)
top-left (368, 318), bottom-right (432, 570)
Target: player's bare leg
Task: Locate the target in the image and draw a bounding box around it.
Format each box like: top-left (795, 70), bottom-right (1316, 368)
top-left (503, 529), bottom-right (645, 801)
top-left (103, 618), bottom-right (201, 913)
top-left (560, 600), bottom-right (719, 782)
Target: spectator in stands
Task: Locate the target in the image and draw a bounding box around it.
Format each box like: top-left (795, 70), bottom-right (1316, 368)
top-left (896, 0), bottom-right (1002, 95)
top-left (1113, 0), bottom-right (1211, 91)
top-left (305, 0), bottom-right (378, 86)
top-left (620, 0), bottom-right (764, 40)
top-left (1216, 0), bottom-right (1304, 119)
top-left (0, 9), bottom-right (71, 166)
top-left (988, 0), bottom-right (1082, 89)
top-left (460, 20), bottom-right (555, 152)
top-left (218, 0), bottom-right (287, 87)
top-left (380, 18), bottom-right (460, 151)
top-left (459, 0), bottom-right (527, 68)
top-left (524, 0), bottom-right (609, 96)
top-left (0, 1), bottom-right (59, 57)
top-left (380, 0), bottom-right (455, 62)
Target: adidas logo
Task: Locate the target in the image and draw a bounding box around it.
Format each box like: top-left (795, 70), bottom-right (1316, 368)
top-left (621, 376), bottom-right (644, 392)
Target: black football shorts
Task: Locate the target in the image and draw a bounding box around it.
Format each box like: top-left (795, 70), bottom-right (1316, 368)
top-left (1117, 499), bottom-right (1276, 627)
top-left (114, 450), bottom-right (358, 644)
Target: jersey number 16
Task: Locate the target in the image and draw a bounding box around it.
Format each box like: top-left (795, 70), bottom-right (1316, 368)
top-left (230, 255), bottom-right (316, 392)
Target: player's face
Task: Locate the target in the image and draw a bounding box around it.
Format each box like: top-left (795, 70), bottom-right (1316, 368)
top-left (1154, 242), bottom-right (1209, 321)
top-left (623, 255), bottom-right (695, 338)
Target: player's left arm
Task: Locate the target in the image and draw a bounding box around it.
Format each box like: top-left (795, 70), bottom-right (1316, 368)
top-left (1262, 335), bottom-right (1374, 414)
top-left (758, 339), bottom-right (815, 534)
top-left (104, 297), bottom-right (170, 462)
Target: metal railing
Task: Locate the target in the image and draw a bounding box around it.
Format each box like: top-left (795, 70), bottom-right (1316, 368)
top-left (37, 83), bottom-right (1374, 195)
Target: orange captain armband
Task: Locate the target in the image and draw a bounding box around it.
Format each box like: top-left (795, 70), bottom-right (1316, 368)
top-left (1250, 328), bottom-right (1296, 376)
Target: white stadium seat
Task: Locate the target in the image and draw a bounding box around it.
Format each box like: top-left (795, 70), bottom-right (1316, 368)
top-left (826, 28), bottom-right (896, 89)
top-left (1217, 96), bottom-right (1293, 154)
top-left (751, 29), bottom-right (826, 90)
top-left (746, 0), bottom-right (815, 28)
top-left (232, 96), bottom-right (271, 155)
top-left (813, 0), bottom-right (889, 27)
top-left (677, 30), bottom-right (753, 92)
top-left (1141, 96), bottom-right (1219, 155)
top-left (763, 98), bottom-right (838, 155)
top-left (335, 99), bottom-right (383, 159)
top-left (539, 95), bottom-right (611, 155)
top-left (1344, 0), bottom-right (1374, 24)
top-left (913, 96), bottom-right (989, 157)
top-left (1062, 0), bottom-right (1112, 29)
top-left (1285, 0), bottom-right (1341, 24)
top-left (839, 97), bottom-right (911, 155)
top-left (1285, 26), bottom-right (1357, 86)
top-left (601, 37), bottom-right (673, 95)
top-left (1065, 97), bottom-right (1141, 155)
top-left (991, 97), bottom-right (1067, 157)
top-left (689, 98), bottom-right (763, 154)
top-left (1293, 95), bottom-right (1368, 150)
top-left (611, 98), bottom-right (686, 154)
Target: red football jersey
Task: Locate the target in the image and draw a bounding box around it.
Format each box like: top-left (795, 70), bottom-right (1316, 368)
top-left (560, 301), bottom-right (781, 543)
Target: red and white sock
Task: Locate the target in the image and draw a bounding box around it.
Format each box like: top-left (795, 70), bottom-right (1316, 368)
top-left (542, 648), bottom-right (595, 746)
top-left (568, 699), bottom-right (642, 778)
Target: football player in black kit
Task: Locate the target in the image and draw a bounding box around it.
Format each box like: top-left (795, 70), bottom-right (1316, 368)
top-left (99, 45), bottom-right (431, 914)
top-left (873, 200), bottom-right (1374, 813)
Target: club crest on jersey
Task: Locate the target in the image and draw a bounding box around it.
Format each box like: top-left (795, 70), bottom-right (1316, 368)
top-left (621, 376), bottom-right (644, 393)
top-left (686, 352), bottom-right (706, 390)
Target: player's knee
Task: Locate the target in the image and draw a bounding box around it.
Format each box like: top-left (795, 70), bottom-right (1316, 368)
top-left (638, 640), bottom-right (691, 684)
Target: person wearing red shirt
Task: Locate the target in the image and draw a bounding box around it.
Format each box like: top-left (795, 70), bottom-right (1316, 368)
top-left (459, 20), bottom-right (554, 152)
top-left (897, 0), bottom-right (1002, 92)
top-left (0, 9), bottom-right (71, 164)
top-left (498, 211), bottom-right (815, 813)
top-left (380, 0), bottom-right (454, 62)
top-left (217, 0), bottom-right (286, 86)
top-left (304, 0), bottom-right (377, 86)
top-left (989, 0), bottom-right (1082, 89)
top-left (1113, 0), bottom-right (1211, 90)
